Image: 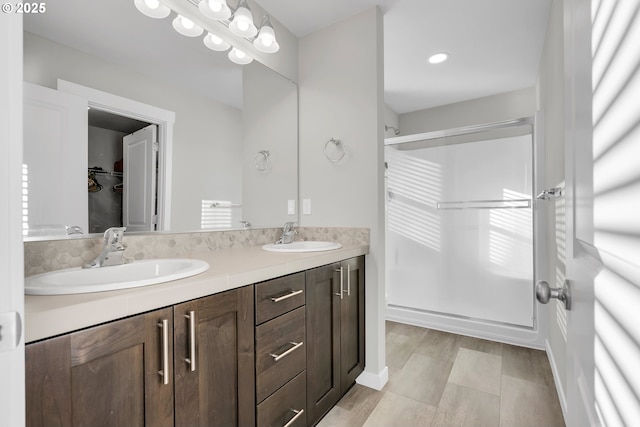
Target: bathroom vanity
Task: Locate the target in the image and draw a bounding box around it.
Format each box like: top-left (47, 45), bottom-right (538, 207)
top-left (24, 244), bottom-right (367, 427)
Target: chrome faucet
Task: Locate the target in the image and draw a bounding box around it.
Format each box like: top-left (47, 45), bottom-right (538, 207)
top-left (83, 227), bottom-right (129, 268)
top-left (276, 222), bottom-right (298, 244)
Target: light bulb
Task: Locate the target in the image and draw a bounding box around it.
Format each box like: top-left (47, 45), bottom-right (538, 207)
top-left (208, 0), bottom-right (222, 12)
top-left (236, 50), bottom-right (246, 59)
top-left (172, 15), bottom-right (204, 37)
top-left (181, 17), bottom-right (194, 29)
top-left (262, 38), bottom-right (273, 47)
top-left (203, 32), bottom-right (230, 51)
top-left (134, 0), bottom-right (170, 19)
top-left (237, 20), bottom-right (249, 31)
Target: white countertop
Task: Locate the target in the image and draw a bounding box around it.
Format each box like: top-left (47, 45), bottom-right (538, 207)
top-left (25, 243), bottom-right (368, 343)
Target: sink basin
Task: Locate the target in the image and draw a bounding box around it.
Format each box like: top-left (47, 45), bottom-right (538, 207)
top-left (25, 259), bottom-right (209, 295)
top-left (262, 241), bottom-right (342, 253)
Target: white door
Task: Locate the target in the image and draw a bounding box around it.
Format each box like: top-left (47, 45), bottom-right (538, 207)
top-left (123, 124), bottom-right (158, 231)
top-left (563, 0), bottom-right (640, 425)
top-left (0, 15), bottom-right (25, 426)
top-left (23, 82), bottom-right (88, 236)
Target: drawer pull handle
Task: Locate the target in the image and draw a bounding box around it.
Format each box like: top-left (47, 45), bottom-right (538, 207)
top-left (271, 289), bottom-right (304, 302)
top-left (185, 311), bottom-right (196, 372)
top-left (283, 408), bottom-right (304, 427)
top-left (334, 267), bottom-right (344, 299)
top-left (347, 264), bottom-right (351, 297)
top-left (157, 319), bottom-right (169, 385)
top-left (270, 341), bottom-right (304, 362)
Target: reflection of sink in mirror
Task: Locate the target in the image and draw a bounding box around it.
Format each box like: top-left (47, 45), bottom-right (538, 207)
top-left (25, 259), bottom-right (209, 295)
top-left (262, 241), bottom-right (342, 253)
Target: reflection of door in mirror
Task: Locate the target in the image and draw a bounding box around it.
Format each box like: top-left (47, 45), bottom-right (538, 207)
top-left (24, 82), bottom-right (166, 236)
top-left (88, 113), bottom-right (156, 233)
top-left (123, 124), bottom-right (158, 232)
top-left (23, 82), bottom-right (87, 237)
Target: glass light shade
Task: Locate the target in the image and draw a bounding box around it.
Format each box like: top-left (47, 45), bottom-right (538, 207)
top-left (228, 47), bottom-right (253, 65)
top-left (203, 33), bottom-right (231, 52)
top-left (172, 15), bottom-right (204, 37)
top-left (134, 0), bottom-right (170, 19)
top-left (199, 0), bottom-right (231, 20)
top-left (229, 1), bottom-right (257, 38)
top-left (254, 19), bottom-right (279, 53)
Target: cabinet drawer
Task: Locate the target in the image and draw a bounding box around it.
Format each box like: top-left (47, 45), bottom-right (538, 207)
top-left (257, 371), bottom-right (306, 427)
top-left (256, 307), bottom-right (306, 403)
top-left (255, 272), bottom-right (305, 325)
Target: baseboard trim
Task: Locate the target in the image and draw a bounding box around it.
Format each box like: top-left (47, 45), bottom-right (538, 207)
top-left (356, 366), bottom-right (389, 391)
top-left (545, 338), bottom-right (568, 422)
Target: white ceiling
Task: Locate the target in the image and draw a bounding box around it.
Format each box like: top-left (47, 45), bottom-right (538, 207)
top-left (24, 0), bottom-right (552, 115)
top-left (257, 0), bottom-right (553, 114)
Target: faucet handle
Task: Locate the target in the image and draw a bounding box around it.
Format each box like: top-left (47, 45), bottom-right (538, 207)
top-left (104, 227), bottom-right (127, 245)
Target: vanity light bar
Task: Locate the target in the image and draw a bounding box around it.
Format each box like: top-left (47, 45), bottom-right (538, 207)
top-left (134, 0), bottom-right (279, 66)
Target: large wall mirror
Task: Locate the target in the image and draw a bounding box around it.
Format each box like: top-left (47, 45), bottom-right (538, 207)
top-left (22, 0), bottom-right (298, 241)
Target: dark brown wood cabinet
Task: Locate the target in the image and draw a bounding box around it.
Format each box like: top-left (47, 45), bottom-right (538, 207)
top-left (26, 306), bottom-right (175, 427)
top-left (306, 256), bottom-right (365, 426)
top-left (173, 285), bottom-right (255, 427)
top-left (26, 286), bottom-right (254, 427)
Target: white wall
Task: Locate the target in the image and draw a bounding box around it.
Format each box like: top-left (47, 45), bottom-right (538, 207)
top-left (242, 62), bottom-right (298, 228)
top-left (299, 7), bottom-right (387, 387)
top-left (536, 0), bottom-right (567, 409)
top-left (23, 32), bottom-right (243, 232)
top-left (398, 86), bottom-right (537, 135)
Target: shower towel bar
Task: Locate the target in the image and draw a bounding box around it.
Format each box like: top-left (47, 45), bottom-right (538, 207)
top-left (436, 198), bottom-right (531, 210)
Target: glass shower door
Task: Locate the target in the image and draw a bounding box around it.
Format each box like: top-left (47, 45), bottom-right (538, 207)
top-left (386, 134), bottom-right (534, 327)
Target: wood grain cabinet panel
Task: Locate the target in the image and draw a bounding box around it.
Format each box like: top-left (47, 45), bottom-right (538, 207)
top-left (26, 307), bottom-right (174, 427)
top-left (255, 272), bottom-right (305, 325)
top-left (256, 307), bottom-right (306, 403)
top-left (174, 286), bottom-right (255, 427)
top-left (257, 371), bottom-right (307, 427)
top-left (306, 256), bottom-right (365, 426)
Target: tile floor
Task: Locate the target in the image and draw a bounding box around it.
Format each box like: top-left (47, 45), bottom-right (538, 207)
top-left (317, 321), bottom-right (565, 427)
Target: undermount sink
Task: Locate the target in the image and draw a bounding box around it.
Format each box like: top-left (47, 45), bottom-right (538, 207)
top-left (262, 241), bottom-right (342, 253)
top-left (25, 258), bottom-right (210, 295)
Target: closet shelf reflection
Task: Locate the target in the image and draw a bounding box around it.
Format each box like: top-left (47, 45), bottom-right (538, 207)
top-left (88, 167), bottom-right (123, 178)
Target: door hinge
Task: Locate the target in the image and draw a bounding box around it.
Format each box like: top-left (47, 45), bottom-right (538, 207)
top-left (152, 214), bottom-right (158, 225)
top-left (153, 142), bottom-right (159, 152)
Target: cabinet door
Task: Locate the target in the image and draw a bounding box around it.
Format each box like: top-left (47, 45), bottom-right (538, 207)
top-left (173, 286), bottom-right (255, 427)
top-left (25, 307), bottom-right (174, 427)
top-left (340, 256), bottom-right (365, 393)
top-left (305, 263), bottom-right (341, 426)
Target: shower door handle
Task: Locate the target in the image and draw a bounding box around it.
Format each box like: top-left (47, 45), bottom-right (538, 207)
top-left (536, 280), bottom-right (571, 310)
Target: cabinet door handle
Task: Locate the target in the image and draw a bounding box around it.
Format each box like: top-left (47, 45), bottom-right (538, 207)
top-left (270, 341), bottom-right (304, 362)
top-left (334, 267), bottom-right (344, 299)
top-left (185, 311), bottom-right (196, 372)
top-left (283, 408), bottom-right (304, 427)
top-left (347, 264), bottom-right (351, 297)
top-left (271, 289), bottom-right (303, 302)
top-left (157, 319), bottom-right (169, 385)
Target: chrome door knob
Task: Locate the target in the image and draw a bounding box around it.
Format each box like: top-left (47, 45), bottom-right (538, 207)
top-left (536, 280), bottom-right (571, 310)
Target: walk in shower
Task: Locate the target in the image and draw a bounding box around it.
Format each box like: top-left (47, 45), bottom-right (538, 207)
top-left (385, 118), bottom-right (546, 346)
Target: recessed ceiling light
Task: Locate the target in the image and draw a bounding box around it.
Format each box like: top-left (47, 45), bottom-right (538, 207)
top-left (428, 53), bottom-right (449, 64)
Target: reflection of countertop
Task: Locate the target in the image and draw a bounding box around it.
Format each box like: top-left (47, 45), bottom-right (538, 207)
top-left (25, 243), bottom-right (368, 343)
